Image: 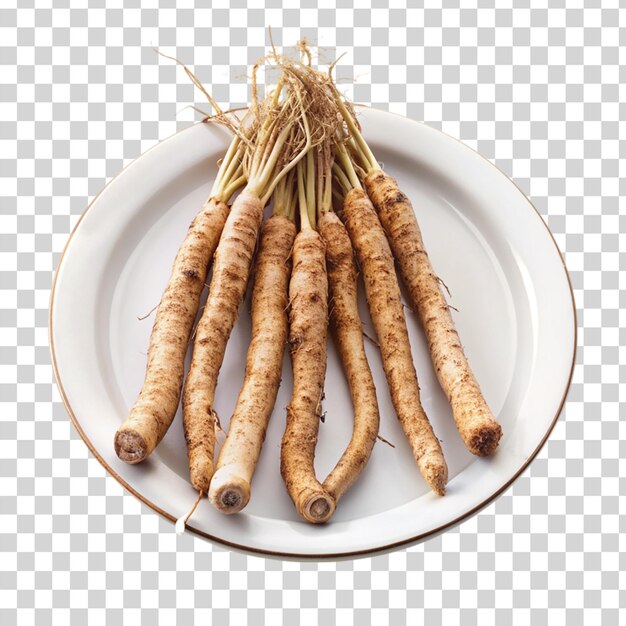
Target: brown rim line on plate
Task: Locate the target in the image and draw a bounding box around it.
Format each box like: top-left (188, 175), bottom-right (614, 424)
top-left (49, 113), bottom-right (577, 560)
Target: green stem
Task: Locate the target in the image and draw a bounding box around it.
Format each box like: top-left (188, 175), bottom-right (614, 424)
top-left (316, 148), bottom-right (324, 217)
top-left (210, 137), bottom-right (246, 202)
top-left (272, 169), bottom-right (296, 221)
top-left (259, 90), bottom-right (312, 205)
top-left (348, 137), bottom-right (372, 173)
top-left (212, 136), bottom-right (238, 192)
top-left (221, 174), bottom-right (246, 201)
top-left (335, 142), bottom-right (362, 190)
top-left (332, 163), bottom-right (351, 195)
top-left (257, 123), bottom-right (293, 193)
top-left (306, 148), bottom-right (316, 228)
top-left (297, 159), bottom-right (311, 231)
top-left (323, 158), bottom-right (333, 212)
top-left (316, 146), bottom-right (333, 219)
top-left (329, 83), bottom-right (379, 173)
top-left (218, 140), bottom-right (246, 194)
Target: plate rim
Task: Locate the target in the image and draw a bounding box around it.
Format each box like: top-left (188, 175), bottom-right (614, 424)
top-left (49, 109), bottom-right (577, 560)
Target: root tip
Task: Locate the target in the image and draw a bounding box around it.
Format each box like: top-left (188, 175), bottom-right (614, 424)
top-left (419, 456), bottom-right (448, 497)
top-left (301, 491), bottom-right (336, 524)
top-left (209, 475), bottom-right (251, 515)
top-left (431, 479), bottom-right (447, 497)
top-left (114, 429), bottom-right (148, 464)
top-left (468, 424), bottom-right (503, 457)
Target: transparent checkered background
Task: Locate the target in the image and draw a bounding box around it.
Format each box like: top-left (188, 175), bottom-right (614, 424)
top-left (1, 1), bottom-right (624, 623)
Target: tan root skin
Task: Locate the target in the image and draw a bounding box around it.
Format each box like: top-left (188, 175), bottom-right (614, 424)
top-left (209, 215), bottom-right (296, 514)
top-left (280, 230), bottom-right (336, 523)
top-left (114, 198), bottom-right (230, 464)
top-left (183, 191), bottom-right (264, 494)
top-left (364, 172), bottom-right (502, 456)
top-left (342, 188), bottom-right (448, 495)
top-left (318, 212), bottom-right (380, 503)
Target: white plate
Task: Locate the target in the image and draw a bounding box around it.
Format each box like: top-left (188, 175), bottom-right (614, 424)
top-left (50, 108), bottom-right (575, 558)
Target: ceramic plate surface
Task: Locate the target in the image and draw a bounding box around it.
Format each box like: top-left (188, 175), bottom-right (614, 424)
top-left (51, 108), bottom-right (575, 558)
